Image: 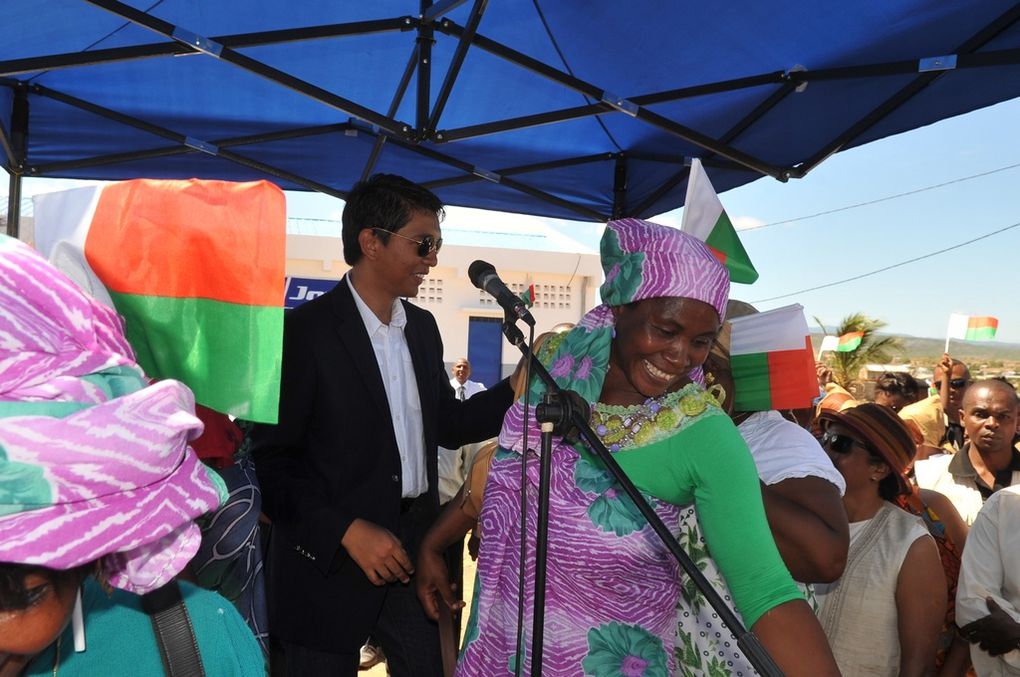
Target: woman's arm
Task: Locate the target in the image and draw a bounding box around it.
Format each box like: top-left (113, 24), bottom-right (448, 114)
top-left (896, 534), bottom-right (947, 677)
top-left (661, 414), bottom-right (841, 676)
top-left (751, 600), bottom-right (842, 676)
top-left (414, 485), bottom-right (476, 621)
top-left (919, 487), bottom-right (969, 550)
top-left (761, 476), bottom-right (848, 583)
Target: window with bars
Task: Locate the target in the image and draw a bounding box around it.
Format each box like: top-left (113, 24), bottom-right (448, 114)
top-left (414, 278), bottom-right (444, 305)
top-left (504, 281), bottom-right (572, 309)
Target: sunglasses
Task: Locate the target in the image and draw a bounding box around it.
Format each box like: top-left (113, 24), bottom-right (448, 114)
top-left (372, 227), bottom-right (442, 257)
top-left (933, 378), bottom-right (969, 390)
top-left (819, 431), bottom-right (869, 456)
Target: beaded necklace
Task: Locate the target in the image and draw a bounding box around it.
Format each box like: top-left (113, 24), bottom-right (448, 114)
top-left (591, 388), bottom-right (688, 452)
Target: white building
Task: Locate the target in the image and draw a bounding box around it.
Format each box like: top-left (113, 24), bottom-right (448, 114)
top-left (286, 219), bottom-right (603, 387)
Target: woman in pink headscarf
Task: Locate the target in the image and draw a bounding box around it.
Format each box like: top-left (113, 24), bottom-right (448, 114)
top-left (0, 236), bottom-right (263, 676)
top-left (444, 220), bottom-right (838, 676)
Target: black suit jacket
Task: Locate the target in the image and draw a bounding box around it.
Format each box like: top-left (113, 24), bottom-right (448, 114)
top-left (251, 277), bottom-right (513, 651)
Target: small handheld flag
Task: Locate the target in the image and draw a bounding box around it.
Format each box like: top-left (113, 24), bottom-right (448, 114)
top-left (945, 314), bottom-right (998, 351)
top-left (835, 332), bottom-right (864, 352)
top-left (518, 283), bottom-right (536, 308)
top-left (680, 158), bottom-right (758, 284)
top-left (817, 335), bottom-right (840, 358)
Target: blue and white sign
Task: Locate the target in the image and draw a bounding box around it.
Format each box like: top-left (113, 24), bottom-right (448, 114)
top-left (285, 276), bottom-right (339, 309)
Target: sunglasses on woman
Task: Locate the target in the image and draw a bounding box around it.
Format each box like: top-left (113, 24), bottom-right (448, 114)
top-left (819, 430), bottom-right (869, 456)
top-left (933, 378), bottom-right (969, 390)
top-left (372, 227), bottom-right (443, 257)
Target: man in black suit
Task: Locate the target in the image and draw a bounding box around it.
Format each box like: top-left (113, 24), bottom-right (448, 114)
top-left (252, 175), bottom-right (514, 676)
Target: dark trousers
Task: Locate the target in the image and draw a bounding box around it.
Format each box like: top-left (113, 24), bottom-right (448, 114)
top-left (273, 507), bottom-right (443, 677)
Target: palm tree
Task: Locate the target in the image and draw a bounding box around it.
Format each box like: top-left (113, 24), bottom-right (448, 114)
top-left (815, 312), bottom-right (903, 389)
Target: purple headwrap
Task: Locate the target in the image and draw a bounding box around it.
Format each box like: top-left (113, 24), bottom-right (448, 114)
top-left (0, 236), bottom-right (226, 593)
top-left (500, 218), bottom-right (729, 451)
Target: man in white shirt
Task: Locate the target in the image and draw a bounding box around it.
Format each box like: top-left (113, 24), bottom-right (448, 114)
top-left (958, 484), bottom-right (1020, 675)
top-left (438, 358), bottom-right (488, 503)
top-left (252, 175), bottom-right (514, 676)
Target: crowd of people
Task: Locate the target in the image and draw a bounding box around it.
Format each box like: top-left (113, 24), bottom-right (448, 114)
top-left (3, 173), bottom-right (1020, 676)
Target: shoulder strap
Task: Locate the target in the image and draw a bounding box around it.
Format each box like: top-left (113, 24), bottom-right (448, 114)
top-left (140, 580), bottom-right (206, 677)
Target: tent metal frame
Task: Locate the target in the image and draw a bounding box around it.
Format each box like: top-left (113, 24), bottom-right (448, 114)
top-left (4, 1), bottom-right (1020, 236)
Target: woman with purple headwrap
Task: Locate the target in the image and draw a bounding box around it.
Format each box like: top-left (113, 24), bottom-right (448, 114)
top-left (442, 220), bottom-right (839, 675)
top-left (0, 237), bottom-right (263, 676)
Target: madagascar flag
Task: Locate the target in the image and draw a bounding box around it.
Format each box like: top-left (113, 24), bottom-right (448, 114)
top-left (729, 304), bottom-right (818, 411)
top-left (680, 158), bottom-right (758, 284)
top-left (518, 283), bottom-right (536, 308)
top-left (836, 332), bottom-right (864, 352)
top-left (33, 179), bottom-right (285, 423)
top-left (947, 314), bottom-right (998, 341)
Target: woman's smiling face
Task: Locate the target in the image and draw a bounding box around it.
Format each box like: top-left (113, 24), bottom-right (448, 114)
top-left (606, 297), bottom-right (720, 402)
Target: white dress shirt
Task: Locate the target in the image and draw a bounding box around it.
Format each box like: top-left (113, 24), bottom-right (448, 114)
top-left (438, 377), bottom-right (487, 503)
top-left (346, 275), bottom-right (426, 498)
top-left (957, 484), bottom-right (1020, 675)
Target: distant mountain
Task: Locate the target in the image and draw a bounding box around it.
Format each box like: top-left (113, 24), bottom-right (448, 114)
top-left (809, 332), bottom-right (1020, 366)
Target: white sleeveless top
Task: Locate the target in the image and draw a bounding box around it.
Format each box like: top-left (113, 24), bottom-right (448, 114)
top-left (814, 502), bottom-right (930, 676)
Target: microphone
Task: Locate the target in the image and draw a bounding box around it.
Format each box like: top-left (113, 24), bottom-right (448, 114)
top-left (468, 260), bottom-right (536, 327)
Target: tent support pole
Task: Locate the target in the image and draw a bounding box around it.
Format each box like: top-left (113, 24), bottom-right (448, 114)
top-left (362, 45), bottom-right (420, 181)
top-left (436, 19), bottom-right (784, 179)
top-left (421, 152), bottom-right (613, 190)
top-left (425, 0), bottom-right (488, 135)
top-left (0, 17), bottom-right (417, 78)
top-left (5, 85), bottom-right (28, 238)
top-left (629, 80), bottom-right (800, 216)
top-left (82, 0), bottom-right (411, 138)
top-left (6, 171), bottom-right (21, 238)
top-left (612, 154), bottom-right (627, 220)
top-left (415, 0), bottom-right (434, 137)
top-left (793, 1), bottom-right (1020, 177)
top-left (31, 85), bottom-right (346, 199)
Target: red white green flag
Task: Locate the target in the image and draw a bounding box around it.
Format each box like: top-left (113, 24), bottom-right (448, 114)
top-left (680, 158), bottom-right (758, 284)
top-left (518, 283), bottom-right (536, 308)
top-left (947, 314), bottom-right (998, 341)
top-left (33, 179), bottom-right (286, 423)
top-left (836, 332), bottom-right (864, 352)
top-left (729, 304), bottom-right (817, 411)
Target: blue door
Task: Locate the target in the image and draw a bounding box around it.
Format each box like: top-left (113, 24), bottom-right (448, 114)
top-left (467, 317), bottom-right (503, 387)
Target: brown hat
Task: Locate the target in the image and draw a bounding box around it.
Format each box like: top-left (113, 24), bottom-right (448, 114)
top-left (819, 403), bottom-right (915, 497)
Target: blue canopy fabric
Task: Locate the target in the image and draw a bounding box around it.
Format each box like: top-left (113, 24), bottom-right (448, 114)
top-left (3, 1), bottom-right (1020, 223)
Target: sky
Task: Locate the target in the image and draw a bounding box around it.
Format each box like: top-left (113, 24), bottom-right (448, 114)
top-left (13, 96), bottom-right (1020, 342)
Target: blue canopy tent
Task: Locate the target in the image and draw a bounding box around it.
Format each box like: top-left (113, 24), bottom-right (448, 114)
top-left (4, 1), bottom-right (1020, 235)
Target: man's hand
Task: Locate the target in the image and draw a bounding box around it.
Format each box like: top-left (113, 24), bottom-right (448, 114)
top-left (341, 518), bottom-right (414, 586)
top-left (415, 545), bottom-right (463, 621)
top-left (961, 598), bottom-right (1020, 656)
top-left (938, 352), bottom-right (954, 378)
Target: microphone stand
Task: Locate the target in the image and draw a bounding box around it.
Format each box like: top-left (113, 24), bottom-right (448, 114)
top-left (498, 320), bottom-right (783, 677)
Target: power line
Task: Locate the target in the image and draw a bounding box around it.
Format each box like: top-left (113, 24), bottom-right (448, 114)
top-left (742, 161), bottom-right (1020, 231)
top-left (751, 220), bottom-right (1020, 303)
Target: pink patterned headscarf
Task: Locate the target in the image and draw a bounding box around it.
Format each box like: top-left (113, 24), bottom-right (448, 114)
top-left (500, 218), bottom-right (729, 451)
top-left (0, 236), bottom-right (226, 593)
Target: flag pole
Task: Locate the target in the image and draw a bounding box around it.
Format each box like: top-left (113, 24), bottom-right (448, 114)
top-left (944, 336), bottom-right (951, 354)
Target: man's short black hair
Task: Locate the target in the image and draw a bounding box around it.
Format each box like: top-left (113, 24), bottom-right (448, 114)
top-left (341, 174), bottom-right (444, 265)
top-left (875, 372), bottom-right (919, 399)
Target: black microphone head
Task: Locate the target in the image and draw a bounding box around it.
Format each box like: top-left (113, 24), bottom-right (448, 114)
top-left (468, 260), bottom-right (496, 289)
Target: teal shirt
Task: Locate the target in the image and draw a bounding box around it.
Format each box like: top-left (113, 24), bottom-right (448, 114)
top-left (28, 578), bottom-right (265, 676)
